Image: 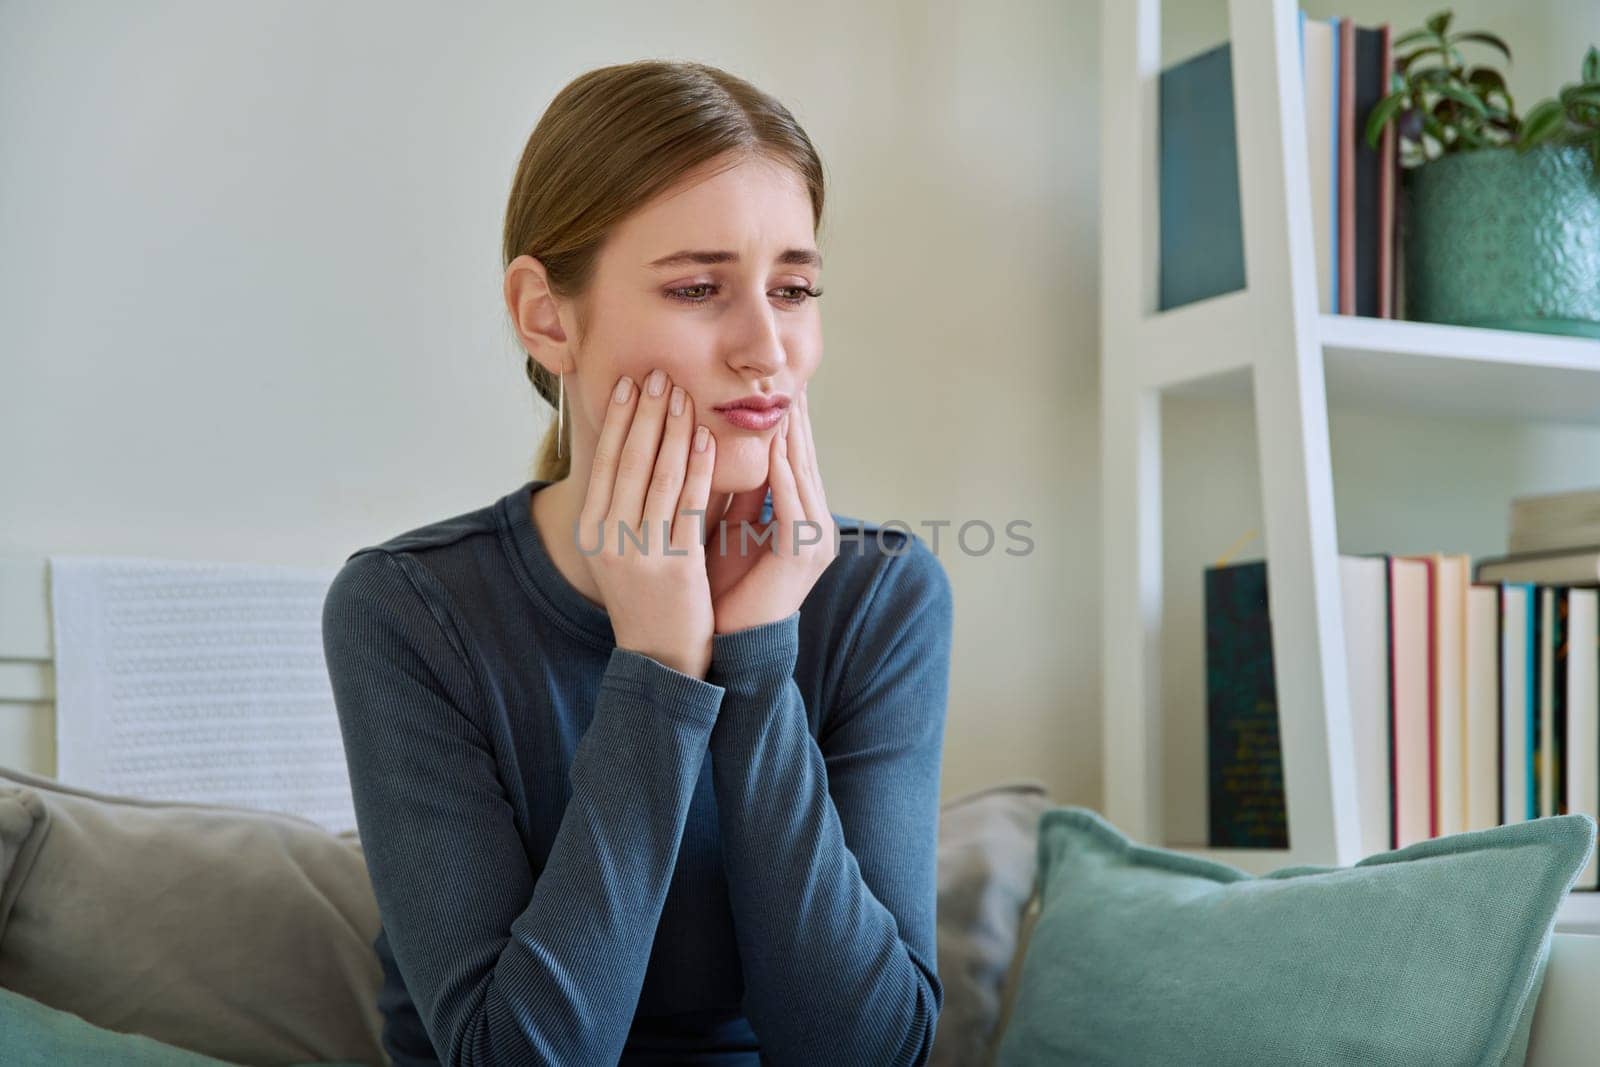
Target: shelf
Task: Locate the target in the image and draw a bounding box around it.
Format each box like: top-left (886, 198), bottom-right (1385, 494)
top-left (1165, 844), bottom-right (1600, 934)
top-left (1157, 314), bottom-right (1600, 425)
top-left (1100, 0), bottom-right (1600, 877)
top-left (1321, 316), bottom-right (1600, 425)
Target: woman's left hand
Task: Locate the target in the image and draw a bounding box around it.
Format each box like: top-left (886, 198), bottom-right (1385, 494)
top-left (706, 385), bottom-right (838, 635)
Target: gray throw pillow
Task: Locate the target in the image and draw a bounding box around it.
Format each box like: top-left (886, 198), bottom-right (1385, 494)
top-left (987, 888), bottom-right (1042, 1065)
top-left (928, 780), bottom-right (1054, 1067)
top-left (0, 764), bottom-right (385, 1067)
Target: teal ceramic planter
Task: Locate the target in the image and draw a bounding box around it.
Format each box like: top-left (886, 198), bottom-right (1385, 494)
top-left (1403, 144), bottom-right (1600, 338)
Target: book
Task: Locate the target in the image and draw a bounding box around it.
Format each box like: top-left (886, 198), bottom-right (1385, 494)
top-left (1402, 552), bottom-right (1469, 836)
top-left (1158, 42), bottom-right (1246, 310)
top-left (1377, 24), bottom-right (1396, 319)
top-left (1206, 560), bottom-right (1288, 847)
top-left (1301, 13), bottom-right (1337, 314)
top-left (1509, 486), bottom-right (1600, 555)
top-left (1206, 555), bottom-right (1396, 851)
top-left (1500, 583), bottom-right (1537, 823)
top-left (1537, 588), bottom-right (1562, 817)
top-left (1341, 555), bottom-right (1393, 856)
top-left (1475, 546), bottom-right (1600, 585)
top-left (1465, 583), bottom-right (1501, 830)
top-left (1353, 24), bottom-right (1386, 317)
top-left (1389, 555), bottom-right (1433, 848)
top-left (1442, 554), bottom-right (1470, 835)
top-left (1337, 17), bottom-right (1356, 315)
top-left (1553, 587), bottom-right (1571, 817)
top-left (1330, 17), bottom-right (1343, 312)
top-left (1394, 155), bottom-right (1408, 319)
top-left (1566, 588), bottom-right (1599, 889)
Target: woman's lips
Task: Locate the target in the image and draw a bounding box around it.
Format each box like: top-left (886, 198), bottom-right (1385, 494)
top-left (715, 406), bottom-right (785, 431)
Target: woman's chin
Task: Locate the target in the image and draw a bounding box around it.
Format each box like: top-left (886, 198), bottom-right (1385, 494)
top-left (709, 453), bottom-right (769, 497)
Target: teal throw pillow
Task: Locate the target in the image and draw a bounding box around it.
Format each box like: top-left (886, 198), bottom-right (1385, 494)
top-left (0, 985), bottom-right (369, 1067)
top-left (994, 807), bottom-right (1596, 1067)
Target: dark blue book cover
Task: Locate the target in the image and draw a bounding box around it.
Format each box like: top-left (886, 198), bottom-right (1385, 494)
top-left (1331, 17), bottom-right (1343, 312)
top-left (1353, 25), bottom-right (1384, 317)
top-left (1159, 43), bottom-right (1247, 310)
top-left (1523, 582), bottom-right (1540, 822)
top-left (1365, 551), bottom-right (1397, 849)
top-left (1554, 587), bottom-right (1570, 814)
top-left (1531, 586), bottom-right (1545, 818)
top-left (1206, 560), bottom-right (1288, 847)
top-left (1496, 582), bottom-right (1507, 826)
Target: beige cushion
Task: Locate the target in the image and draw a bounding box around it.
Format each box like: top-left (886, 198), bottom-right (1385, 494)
top-left (985, 887), bottom-right (1042, 1066)
top-left (928, 779), bottom-right (1053, 1067)
top-left (0, 764), bottom-right (385, 1067)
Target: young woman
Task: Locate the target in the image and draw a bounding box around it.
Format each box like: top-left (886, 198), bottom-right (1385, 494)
top-left (322, 59), bottom-right (953, 1067)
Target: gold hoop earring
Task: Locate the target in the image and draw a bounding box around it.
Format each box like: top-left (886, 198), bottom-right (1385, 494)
top-left (556, 370), bottom-right (566, 459)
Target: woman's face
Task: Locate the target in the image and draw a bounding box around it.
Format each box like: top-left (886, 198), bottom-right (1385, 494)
top-left (560, 153), bottom-right (823, 494)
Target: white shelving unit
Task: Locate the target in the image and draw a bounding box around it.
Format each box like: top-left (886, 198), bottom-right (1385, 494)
top-left (1098, 0), bottom-right (1600, 933)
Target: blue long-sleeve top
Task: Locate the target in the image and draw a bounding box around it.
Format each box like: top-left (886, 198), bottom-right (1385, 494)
top-left (320, 478), bottom-right (952, 1066)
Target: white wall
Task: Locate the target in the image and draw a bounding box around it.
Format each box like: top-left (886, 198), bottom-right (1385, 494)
top-left (0, 0), bottom-right (1103, 808)
top-left (13, 0), bottom-right (1589, 831)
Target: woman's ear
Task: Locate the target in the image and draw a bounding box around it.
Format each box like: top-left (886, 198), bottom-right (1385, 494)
top-left (505, 254), bottom-right (571, 375)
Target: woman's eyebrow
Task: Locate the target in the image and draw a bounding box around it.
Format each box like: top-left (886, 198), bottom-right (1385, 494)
top-left (645, 248), bottom-right (823, 270)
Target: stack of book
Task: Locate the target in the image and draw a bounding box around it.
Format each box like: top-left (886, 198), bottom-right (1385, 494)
top-left (1205, 486), bottom-right (1600, 892)
top-left (1159, 13), bottom-right (1400, 316)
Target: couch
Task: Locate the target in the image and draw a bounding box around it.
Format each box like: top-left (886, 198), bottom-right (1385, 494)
top-left (0, 766), bottom-right (1592, 1065)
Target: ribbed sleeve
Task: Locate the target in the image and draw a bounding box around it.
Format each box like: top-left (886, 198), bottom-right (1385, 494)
top-left (321, 549), bottom-right (725, 1066)
top-left (705, 537), bottom-right (953, 1066)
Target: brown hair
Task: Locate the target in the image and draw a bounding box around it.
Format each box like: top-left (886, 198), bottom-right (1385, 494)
top-left (502, 59), bottom-right (826, 482)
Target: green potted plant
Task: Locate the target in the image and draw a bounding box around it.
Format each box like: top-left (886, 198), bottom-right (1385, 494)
top-left (1365, 10), bottom-right (1600, 339)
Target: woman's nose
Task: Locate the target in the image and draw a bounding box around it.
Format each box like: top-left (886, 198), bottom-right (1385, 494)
top-left (726, 294), bottom-right (788, 376)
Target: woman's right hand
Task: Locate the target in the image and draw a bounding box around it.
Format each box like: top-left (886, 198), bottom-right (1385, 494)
top-left (579, 368), bottom-right (718, 679)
